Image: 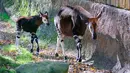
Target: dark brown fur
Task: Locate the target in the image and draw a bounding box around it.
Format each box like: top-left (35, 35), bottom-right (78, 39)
top-left (54, 5), bottom-right (102, 62)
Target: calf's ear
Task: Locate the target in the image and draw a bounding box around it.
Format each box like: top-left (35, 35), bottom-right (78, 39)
top-left (44, 11), bottom-right (48, 15)
top-left (39, 12), bottom-right (43, 17)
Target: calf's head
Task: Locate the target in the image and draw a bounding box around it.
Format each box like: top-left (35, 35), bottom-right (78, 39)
top-left (40, 11), bottom-right (50, 26)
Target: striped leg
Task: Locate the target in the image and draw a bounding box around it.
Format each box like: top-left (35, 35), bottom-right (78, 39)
top-left (30, 33), bottom-right (35, 54)
top-left (55, 35), bottom-right (67, 61)
top-left (54, 16), bottom-right (66, 60)
top-left (35, 35), bottom-right (39, 56)
top-left (31, 33), bottom-right (39, 55)
top-left (15, 31), bottom-right (21, 54)
top-left (54, 19), bottom-right (61, 57)
top-left (61, 39), bottom-right (65, 57)
top-left (55, 36), bottom-right (60, 57)
top-left (73, 35), bottom-right (83, 62)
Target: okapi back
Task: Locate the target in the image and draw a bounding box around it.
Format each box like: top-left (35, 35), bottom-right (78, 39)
top-left (16, 16), bottom-right (43, 33)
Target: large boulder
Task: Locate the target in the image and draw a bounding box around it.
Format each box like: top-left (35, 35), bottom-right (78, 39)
top-left (77, 1), bottom-right (130, 73)
top-left (15, 61), bottom-right (69, 73)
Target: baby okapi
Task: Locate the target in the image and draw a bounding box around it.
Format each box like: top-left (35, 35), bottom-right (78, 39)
top-left (54, 6), bottom-right (103, 62)
top-left (16, 12), bottom-right (49, 55)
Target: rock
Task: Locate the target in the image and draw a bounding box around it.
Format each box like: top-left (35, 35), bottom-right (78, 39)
top-left (77, 1), bottom-right (130, 72)
top-left (15, 61), bottom-right (69, 73)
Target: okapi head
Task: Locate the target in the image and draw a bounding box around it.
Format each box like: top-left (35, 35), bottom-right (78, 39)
top-left (40, 11), bottom-right (49, 26)
top-left (87, 18), bottom-right (98, 40)
top-left (74, 5), bottom-right (104, 40)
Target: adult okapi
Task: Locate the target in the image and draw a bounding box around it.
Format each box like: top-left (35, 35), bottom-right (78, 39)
top-left (16, 11), bottom-right (49, 55)
top-left (54, 5), bottom-right (104, 62)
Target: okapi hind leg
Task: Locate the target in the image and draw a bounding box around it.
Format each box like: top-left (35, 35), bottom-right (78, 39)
top-left (55, 36), bottom-right (67, 61)
top-left (73, 35), bottom-right (82, 62)
top-left (60, 38), bottom-right (68, 60)
top-left (55, 36), bottom-right (60, 57)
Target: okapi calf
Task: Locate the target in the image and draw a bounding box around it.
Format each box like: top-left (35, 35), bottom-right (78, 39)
top-left (16, 12), bottom-right (49, 55)
top-left (54, 6), bottom-right (103, 62)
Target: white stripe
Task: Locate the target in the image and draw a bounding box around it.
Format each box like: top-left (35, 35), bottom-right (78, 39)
top-left (78, 36), bottom-right (83, 39)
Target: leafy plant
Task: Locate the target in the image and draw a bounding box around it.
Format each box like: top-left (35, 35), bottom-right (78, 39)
top-left (2, 44), bottom-right (17, 52)
top-left (16, 47), bottom-right (33, 64)
top-left (0, 13), bottom-right (10, 21)
top-left (2, 44), bottom-right (33, 64)
top-left (0, 55), bottom-right (19, 68)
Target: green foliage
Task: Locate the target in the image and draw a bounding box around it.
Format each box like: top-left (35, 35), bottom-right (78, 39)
top-left (7, 19), bottom-right (16, 27)
top-left (16, 47), bottom-right (33, 64)
top-left (0, 66), bottom-right (17, 73)
top-left (0, 44), bottom-right (34, 73)
top-left (0, 67), bottom-right (11, 73)
top-left (0, 55), bottom-right (18, 73)
top-left (2, 44), bottom-right (17, 52)
top-left (0, 55), bottom-right (19, 68)
top-left (2, 44), bottom-right (33, 64)
top-left (0, 13), bottom-right (10, 21)
top-left (37, 22), bottom-right (57, 49)
top-left (3, 0), bottom-right (15, 8)
top-left (18, 0), bottom-right (29, 16)
top-left (14, 0), bottom-right (39, 16)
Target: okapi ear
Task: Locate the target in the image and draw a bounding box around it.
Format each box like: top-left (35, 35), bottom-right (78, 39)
top-left (44, 11), bottom-right (48, 15)
top-left (39, 12), bottom-right (43, 17)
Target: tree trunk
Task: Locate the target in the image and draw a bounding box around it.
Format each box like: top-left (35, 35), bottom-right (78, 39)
top-left (0, 0), bottom-right (7, 13)
top-left (28, 0), bottom-right (32, 16)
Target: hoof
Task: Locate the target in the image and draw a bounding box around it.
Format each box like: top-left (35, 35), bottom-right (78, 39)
top-left (64, 56), bottom-right (68, 60)
top-left (76, 58), bottom-right (82, 62)
top-left (30, 49), bottom-right (33, 53)
top-left (36, 52), bottom-right (39, 56)
top-left (63, 56), bottom-right (68, 62)
top-left (55, 53), bottom-right (59, 57)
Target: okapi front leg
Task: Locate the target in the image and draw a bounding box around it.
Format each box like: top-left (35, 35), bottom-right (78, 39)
top-left (73, 35), bottom-right (82, 62)
top-left (34, 35), bottom-right (39, 56)
top-left (16, 22), bottom-right (22, 54)
top-left (15, 31), bottom-right (21, 54)
top-left (60, 38), bottom-right (67, 60)
top-left (30, 34), bottom-right (35, 53)
top-left (31, 33), bottom-right (39, 55)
